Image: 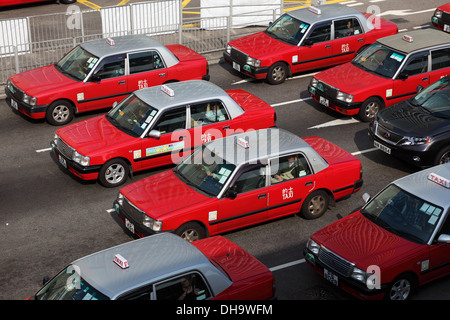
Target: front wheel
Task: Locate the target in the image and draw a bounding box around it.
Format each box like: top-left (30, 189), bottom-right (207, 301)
top-left (435, 146), bottom-right (450, 165)
top-left (386, 275), bottom-right (415, 300)
top-left (300, 190), bottom-right (330, 220)
top-left (358, 97), bottom-right (384, 122)
top-left (267, 62), bottom-right (288, 85)
top-left (46, 100), bottom-right (74, 126)
top-left (175, 222), bottom-right (205, 242)
top-left (98, 159), bottom-right (129, 188)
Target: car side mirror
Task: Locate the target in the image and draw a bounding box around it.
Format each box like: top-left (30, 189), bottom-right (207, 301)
top-left (148, 130), bottom-right (161, 139)
top-left (362, 192), bottom-right (371, 203)
top-left (90, 74), bottom-right (102, 83)
top-left (397, 72), bottom-right (408, 80)
top-left (303, 39), bottom-right (313, 46)
top-left (42, 275), bottom-right (50, 285)
top-left (438, 234), bottom-right (450, 243)
top-left (225, 189), bottom-right (237, 200)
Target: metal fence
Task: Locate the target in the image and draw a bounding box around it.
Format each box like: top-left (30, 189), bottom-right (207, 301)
top-left (0, 0), bottom-right (304, 84)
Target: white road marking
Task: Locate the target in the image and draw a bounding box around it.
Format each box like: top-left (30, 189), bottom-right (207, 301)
top-left (36, 147), bottom-right (52, 153)
top-left (231, 71), bottom-right (317, 86)
top-left (308, 117), bottom-right (360, 129)
top-left (379, 8), bottom-right (436, 17)
top-left (270, 259), bottom-right (306, 272)
top-left (351, 147), bottom-right (378, 156)
top-left (271, 97), bottom-right (311, 107)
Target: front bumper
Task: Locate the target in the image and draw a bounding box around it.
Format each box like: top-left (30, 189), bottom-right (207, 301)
top-left (431, 15), bottom-right (450, 32)
top-left (308, 85), bottom-right (362, 116)
top-left (5, 87), bottom-right (48, 119)
top-left (50, 141), bottom-right (101, 181)
top-left (113, 200), bottom-right (159, 238)
top-left (368, 122), bottom-right (435, 167)
top-left (303, 248), bottom-right (387, 300)
top-left (223, 52), bottom-right (269, 80)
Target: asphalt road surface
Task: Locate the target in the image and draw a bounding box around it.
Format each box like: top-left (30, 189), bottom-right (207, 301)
top-left (1, 0), bottom-right (449, 306)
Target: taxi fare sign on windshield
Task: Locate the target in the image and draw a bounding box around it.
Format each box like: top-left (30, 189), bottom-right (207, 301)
top-left (428, 172), bottom-right (450, 188)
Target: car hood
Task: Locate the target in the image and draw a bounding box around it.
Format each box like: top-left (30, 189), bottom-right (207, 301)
top-left (229, 31), bottom-right (292, 58)
top-left (9, 64), bottom-right (77, 96)
top-left (315, 63), bottom-right (387, 94)
top-left (56, 115), bottom-right (133, 154)
top-left (312, 212), bottom-right (421, 269)
top-left (120, 170), bottom-right (210, 218)
top-left (376, 100), bottom-right (450, 136)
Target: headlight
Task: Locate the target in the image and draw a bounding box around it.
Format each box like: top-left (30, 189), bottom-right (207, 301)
top-left (23, 93), bottom-right (37, 106)
top-left (351, 267), bottom-right (379, 289)
top-left (72, 151), bottom-right (90, 166)
top-left (246, 56), bottom-right (261, 67)
top-left (435, 10), bottom-right (443, 18)
top-left (143, 215), bottom-right (162, 232)
top-left (116, 193), bottom-right (124, 206)
top-left (336, 91), bottom-right (353, 103)
top-left (310, 77), bottom-right (318, 88)
top-left (306, 238), bottom-right (320, 255)
top-left (399, 136), bottom-right (431, 146)
top-left (226, 44), bottom-right (232, 54)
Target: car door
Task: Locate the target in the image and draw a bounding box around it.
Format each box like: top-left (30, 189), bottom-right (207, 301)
top-left (266, 153), bottom-right (314, 220)
top-left (391, 51), bottom-right (430, 105)
top-left (127, 50), bottom-right (168, 92)
top-left (217, 164), bottom-right (269, 233)
top-left (429, 46), bottom-right (450, 84)
top-left (427, 211), bottom-right (450, 282)
top-left (188, 100), bottom-right (234, 146)
top-left (332, 17), bottom-right (365, 65)
top-left (81, 53), bottom-right (128, 112)
top-left (296, 21), bottom-right (333, 72)
top-left (138, 106), bottom-right (189, 170)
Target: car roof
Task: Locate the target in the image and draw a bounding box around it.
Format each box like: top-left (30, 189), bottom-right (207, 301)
top-left (80, 34), bottom-right (179, 66)
top-left (377, 29), bottom-right (450, 54)
top-left (288, 3), bottom-right (371, 29)
top-left (393, 163), bottom-right (450, 209)
top-left (204, 128), bottom-right (329, 172)
top-left (134, 80), bottom-right (245, 118)
top-left (71, 233), bottom-right (219, 299)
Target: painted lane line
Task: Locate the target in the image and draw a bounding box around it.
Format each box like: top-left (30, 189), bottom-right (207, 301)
top-left (351, 147), bottom-right (378, 156)
top-left (271, 97), bottom-right (311, 107)
top-left (36, 147), bottom-right (52, 153)
top-left (379, 8), bottom-right (436, 17)
top-left (270, 259), bottom-right (306, 272)
top-left (308, 117), bottom-right (360, 129)
top-left (231, 72), bottom-right (318, 85)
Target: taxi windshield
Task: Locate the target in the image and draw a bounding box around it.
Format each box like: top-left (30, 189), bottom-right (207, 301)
top-left (106, 94), bottom-right (158, 137)
top-left (361, 184), bottom-right (443, 244)
top-left (56, 45), bottom-right (99, 81)
top-left (265, 14), bottom-right (308, 45)
top-left (176, 145), bottom-right (236, 197)
top-left (411, 77), bottom-right (450, 119)
top-left (34, 265), bottom-right (109, 300)
top-left (352, 43), bottom-right (405, 78)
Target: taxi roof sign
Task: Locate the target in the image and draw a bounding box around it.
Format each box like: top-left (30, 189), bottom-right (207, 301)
top-left (308, 6), bottom-right (321, 15)
top-left (428, 172), bottom-right (450, 189)
top-left (114, 254), bottom-right (129, 269)
top-left (237, 137), bottom-right (249, 148)
top-left (402, 35), bottom-right (413, 42)
top-left (161, 84), bottom-right (174, 97)
top-left (106, 38), bottom-right (115, 46)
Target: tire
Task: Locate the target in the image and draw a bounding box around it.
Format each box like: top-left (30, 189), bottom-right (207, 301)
top-left (175, 222), bottom-right (205, 242)
top-left (59, 0), bottom-right (77, 4)
top-left (434, 146), bottom-right (450, 165)
top-left (98, 159), bottom-right (129, 188)
top-left (46, 100), bottom-right (74, 126)
top-left (385, 274), bottom-right (415, 300)
top-left (267, 62), bottom-right (288, 85)
top-left (358, 97), bottom-right (384, 122)
top-left (300, 190), bottom-right (330, 220)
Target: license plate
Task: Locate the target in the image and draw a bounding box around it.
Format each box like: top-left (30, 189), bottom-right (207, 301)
top-left (10, 99), bottom-right (18, 110)
top-left (319, 96), bottom-right (329, 107)
top-left (324, 268), bottom-right (339, 286)
top-left (58, 154), bottom-right (67, 168)
top-left (233, 61), bottom-right (240, 72)
top-left (374, 140), bottom-right (391, 154)
top-left (125, 218), bottom-right (135, 234)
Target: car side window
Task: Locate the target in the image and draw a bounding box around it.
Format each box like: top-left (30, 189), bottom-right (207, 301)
top-left (305, 23), bottom-right (331, 44)
top-left (154, 273), bottom-right (212, 300)
top-left (154, 107), bottom-right (186, 134)
top-left (270, 153), bottom-right (311, 185)
top-left (400, 52), bottom-right (429, 76)
top-left (190, 101), bottom-right (229, 127)
top-left (334, 18), bottom-right (363, 38)
top-left (129, 51), bottom-right (164, 74)
top-left (92, 54), bottom-right (125, 80)
top-left (431, 47), bottom-right (450, 71)
top-left (230, 164), bottom-right (267, 194)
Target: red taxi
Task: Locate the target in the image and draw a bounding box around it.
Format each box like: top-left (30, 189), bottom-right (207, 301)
top-left (113, 128), bottom-right (363, 241)
top-left (50, 80), bottom-right (276, 187)
top-left (431, 3), bottom-right (450, 32)
top-left (0, 0), bottom-right (75, 6)
top-left (5, 35), bottom-right (209, 125)
top-left (304, 163), bottom-right (450, 300)
top-left (308, 29), bottom-right (450, 121)
top-left (223, 4), bottom-right (397, 84)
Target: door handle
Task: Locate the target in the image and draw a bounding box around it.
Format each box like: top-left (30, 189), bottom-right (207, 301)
top-left (325, 45), bottom-right (331, 49)
top-left (222, 125), bottom-right (230, 130)
top-left (118, 80), bottom-right (126, 84)
top-left (358, 38), bottom-right (364, 42)
top-left (179, 135), bottom-right (186, 140)
top-left (258, 193), bottom-right (267, 199)
top-left (305, 181), bottom-right (313, 186)
top-left (159, 73), bottom-right (166, 77)
top-left (422, 77), bottom-right (428, 81)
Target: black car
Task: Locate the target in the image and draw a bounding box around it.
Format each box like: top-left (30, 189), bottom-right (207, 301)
top-left (368, 76), bottom-right (450, 167)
